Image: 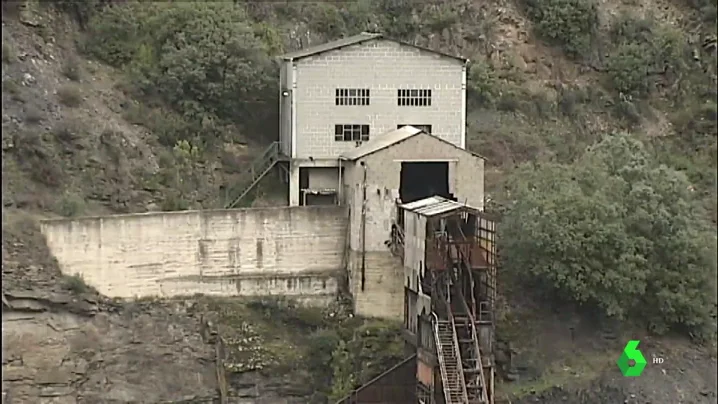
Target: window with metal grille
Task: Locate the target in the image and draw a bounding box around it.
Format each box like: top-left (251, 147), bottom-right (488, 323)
top-left (334, 124), bottom-right (370, 142)
top-left (335, 88), bottom-right (370, 106)
top-left (397, 124), bottom-right (432, 134)
top-left (397, 88), bottom-right (432, 106)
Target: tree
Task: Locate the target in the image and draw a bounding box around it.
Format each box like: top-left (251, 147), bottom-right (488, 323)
top-left (499, 133), bottom-right (716, 338)
top-left (86, 2), bottom-right (280, 143)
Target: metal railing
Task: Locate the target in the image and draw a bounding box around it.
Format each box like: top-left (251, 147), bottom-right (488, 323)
top-left (224, 141), bottom-right (281, 209)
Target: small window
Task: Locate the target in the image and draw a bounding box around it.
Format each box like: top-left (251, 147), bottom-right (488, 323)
top-left (334, 124), bottom-right (370, 142)
top-left (335, 88), bottom-right (370, 106)
top-left (397, 124), bottom-right (432, 134)
top-left (397, 89), bottom-right (432, 107)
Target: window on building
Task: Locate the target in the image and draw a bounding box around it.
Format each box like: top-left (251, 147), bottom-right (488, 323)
top-left (334, 124), bottom-right (370, 142)
top-left (397, 124), bottom-right (432, 134)
top-left (335, 88), bottom-right (370, 106)
top-left (397, 89), bottom-right (432, 106)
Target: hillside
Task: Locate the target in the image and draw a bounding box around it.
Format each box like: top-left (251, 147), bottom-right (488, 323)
top-left (2, 0), bottom-right (717, 403)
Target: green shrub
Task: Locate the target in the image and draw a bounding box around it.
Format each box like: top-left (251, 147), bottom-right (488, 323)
top-left (305, 3), bottom-right (347, 38)
top-left (605, 42), bottom-right (653, 96)
top-left (523, 0), bottom-right (599, 59)
top-left (61, 56), bottom-right (83, 81)
top-left (373, 0), bottom-right (422, 40)
top-left (56, 192), bottom-right (86, 217)
top-left (329, 320), bottom-right (405, 401)
top-left (83, 2), bottom-right (154, 66)
top-left (468, 60), bottom-right (499, 106)
top-left (159, 191), bottom-right (191, 212)
top-left (122, 103), bottom-right (198, 147)
top-left (57, 84), bottom-right (83, 107)
top-left (606, 15), bottom-right (687, 98)
top-left (86, 2), bottom-right (279, 143)
top-left (63, 273), bottom-right (93, 294)
top-left (306, 328), bottom-right (341, 396)
top-left (54, 118), bottom-right (86, 142)
top-left (246, 297), bottom-right (328, 330)
top-left (499, 133), bottom-right (717, 339)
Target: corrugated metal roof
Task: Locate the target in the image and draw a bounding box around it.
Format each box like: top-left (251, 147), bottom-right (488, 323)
top-left (340, 125), bottom-right (423, 161)
top-left (400, 196), bottom-right (469, 217)
top-left (280, 32), bottom-right (468, 63)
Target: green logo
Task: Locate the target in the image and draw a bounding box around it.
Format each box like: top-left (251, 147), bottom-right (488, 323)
top-left (616, 340), bottom-right (647, 377)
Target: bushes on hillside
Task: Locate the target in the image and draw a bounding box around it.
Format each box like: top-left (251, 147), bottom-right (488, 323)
top-left (499, 133), bottom-right (717, 339)
top-left (84, 2), bottom-right (280, 144)
top-left (522, 0), bottom-right (599, 59)
top-left (467, 60), bottom-right (499, 106)
top-left (605, 15), bottom-right (687, 98)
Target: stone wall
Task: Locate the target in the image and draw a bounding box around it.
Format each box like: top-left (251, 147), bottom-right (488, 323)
top-left (40, 206), bottom-right (348, 304)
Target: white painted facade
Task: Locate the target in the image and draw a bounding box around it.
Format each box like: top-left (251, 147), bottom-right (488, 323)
top-left (279, 34), bottom-right (468, 206)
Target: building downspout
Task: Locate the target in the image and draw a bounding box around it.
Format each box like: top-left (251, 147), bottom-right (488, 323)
top-left (360, 161), bottom-right (368, 291)
top-left (460, 60), bottom-right (468, 150)
top-left (290, 60), bottom-right (297, 159)
top-left (338, 158), bottom-right (343, 205)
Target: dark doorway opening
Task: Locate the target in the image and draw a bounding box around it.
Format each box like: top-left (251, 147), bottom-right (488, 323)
top-left (305, 193), bottom-right (337, 205)
top-left (399, 162), bottom-right (450, 203)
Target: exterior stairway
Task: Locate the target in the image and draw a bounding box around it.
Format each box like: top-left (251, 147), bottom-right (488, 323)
top-left (453, 298), bottom-right (490, 403)
top-left (432, 238), bottom-right (490, 403)
top-left (434, 316), bottom-right (469, 403)
top-left (224, 141), bottom-right (284, 209)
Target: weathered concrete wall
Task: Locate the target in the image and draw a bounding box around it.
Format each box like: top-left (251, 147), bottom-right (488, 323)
top-left (349, 251), bottom-right (404, 320)
top-left (40, 207), bottom-right (348, 304)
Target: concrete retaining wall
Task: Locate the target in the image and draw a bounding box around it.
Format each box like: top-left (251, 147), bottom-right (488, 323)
top-left (40, 206), bottom-right (348, 304)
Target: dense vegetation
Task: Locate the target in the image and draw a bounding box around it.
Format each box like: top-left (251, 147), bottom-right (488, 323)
top-left (49, 0), bottom-right (718, 352)
top-left (499, 133), bottom-right (716, 339)
top-left (498, 0), bottom-right (717, 339)
top-left (205, 296), bottom-right (404, 401)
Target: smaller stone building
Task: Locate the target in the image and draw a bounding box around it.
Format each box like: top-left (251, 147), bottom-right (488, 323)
top-left (338, 126), bottom-right (485, 319)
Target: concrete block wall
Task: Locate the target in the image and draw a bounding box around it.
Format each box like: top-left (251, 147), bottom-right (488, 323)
top-left (40, 207), bottom-right (348, 304)
top-left (293, 40), bottom-right (465, 160)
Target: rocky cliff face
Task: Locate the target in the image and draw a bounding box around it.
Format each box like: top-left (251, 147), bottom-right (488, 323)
top-left (3, 294), bottom-right (217, 403)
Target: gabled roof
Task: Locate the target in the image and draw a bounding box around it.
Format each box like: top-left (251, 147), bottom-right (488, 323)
top-left (340, 126), bottom-right (423, 161)
top-left (280, 32), bottom-right (468, 63)
top-left (400, 196), bottom-right (481, 218)
top-left (339, 126), bottom-right (486, 161)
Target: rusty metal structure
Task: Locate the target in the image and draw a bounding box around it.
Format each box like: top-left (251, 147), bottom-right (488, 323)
top-left (336, 196), bottom-right (496, 404)
top-left (396, 196), bottom-right (496, 404)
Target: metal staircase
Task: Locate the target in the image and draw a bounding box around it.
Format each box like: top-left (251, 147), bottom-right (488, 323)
top-left (432, 231), bottom-right (491, 404)
top-left (454, 294), bottom-right (490, 403)
top-left (224, 141), bottom-right (283, 209)
top-left (433, 313), bottom-right (469, 403)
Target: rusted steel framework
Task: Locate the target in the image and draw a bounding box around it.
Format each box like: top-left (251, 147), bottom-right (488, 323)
top-left (395, 196), bottom-right (497, 404)
top-left (343, 196), bottom-right (497, 404)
